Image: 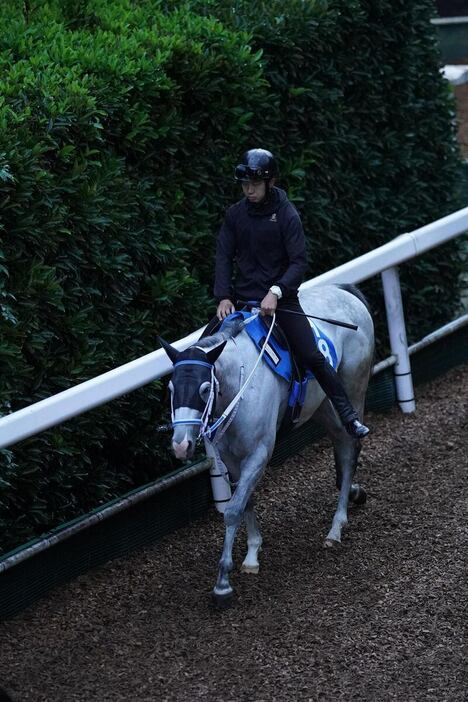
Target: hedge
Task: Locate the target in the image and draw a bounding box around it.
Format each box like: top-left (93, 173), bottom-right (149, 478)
top-left (0, 0), bottom-right (465, 554)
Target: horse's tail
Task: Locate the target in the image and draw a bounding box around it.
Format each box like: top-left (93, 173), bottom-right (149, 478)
top-left (336, 283), bottom-right (371, 314)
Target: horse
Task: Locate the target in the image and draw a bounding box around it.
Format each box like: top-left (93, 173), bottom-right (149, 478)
top-left (159, 284), bottom-right (374, 606)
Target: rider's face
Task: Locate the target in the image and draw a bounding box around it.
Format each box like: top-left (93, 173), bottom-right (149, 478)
top-left (242, 179), bottom-right (267, 203)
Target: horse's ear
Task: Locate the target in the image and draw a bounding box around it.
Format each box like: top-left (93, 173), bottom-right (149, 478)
top-left (205, 340), bottom-right (227, 365)
top-left (158, 336), bottom-right (180, 365)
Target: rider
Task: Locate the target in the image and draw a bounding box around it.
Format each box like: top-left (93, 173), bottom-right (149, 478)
top-left (204, 148), bottom-right (369, 439)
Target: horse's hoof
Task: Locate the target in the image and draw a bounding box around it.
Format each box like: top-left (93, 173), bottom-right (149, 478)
top-left (210, 589), bottom-right (234, 610)
top-left (241, 563), bottom-right (259, 574)
top-left (350, 486), bottom-right (367, 505)
top-left (323, 537), bottom-right (341, 548)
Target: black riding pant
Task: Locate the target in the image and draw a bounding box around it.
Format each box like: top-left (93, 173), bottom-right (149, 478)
top-left (202, 298), bottom-right (358, 424)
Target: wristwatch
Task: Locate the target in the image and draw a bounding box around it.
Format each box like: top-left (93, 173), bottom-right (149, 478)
top-left (269, 285), bottom-right (283, 300)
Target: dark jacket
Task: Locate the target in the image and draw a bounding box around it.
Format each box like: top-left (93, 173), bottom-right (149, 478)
top-left (214, 187), bottom-right (308, 303)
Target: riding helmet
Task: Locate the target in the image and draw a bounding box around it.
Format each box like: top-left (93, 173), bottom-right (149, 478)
top-left (234, 148), bottom-right (279, 182)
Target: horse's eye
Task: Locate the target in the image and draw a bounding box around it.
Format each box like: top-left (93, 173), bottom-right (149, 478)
top-left (168, 380), bottom-right (174, 394)
top-left (199, 381), bottom-right (211, 400)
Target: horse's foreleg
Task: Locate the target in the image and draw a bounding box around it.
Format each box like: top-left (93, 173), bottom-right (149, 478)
top-left (241, 497), bottom-right (262, 574)
top-left (212, 446), bottom-right (268, 604)
top-left (212, 522), bottom-right (239, 606)
top-left (324, 436), bottom-right (362, 547)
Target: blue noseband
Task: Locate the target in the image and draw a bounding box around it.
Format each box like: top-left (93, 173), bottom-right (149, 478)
top-left (173, 360), bottom-right (213, 370)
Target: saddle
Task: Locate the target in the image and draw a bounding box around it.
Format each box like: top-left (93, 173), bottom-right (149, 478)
top-left (219, 309), bottom-right (338, 433)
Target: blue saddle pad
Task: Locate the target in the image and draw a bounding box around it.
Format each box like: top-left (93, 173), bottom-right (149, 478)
top-left (220, 311), bottom-right (338, 383)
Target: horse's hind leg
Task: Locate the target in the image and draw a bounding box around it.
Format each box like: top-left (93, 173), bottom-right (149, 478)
top-left (324, 434), bottom-right (364, 547)
top-left (335, 444), bottom-right (367, 506)
top-left (241, 497), bottom-right (262, 574)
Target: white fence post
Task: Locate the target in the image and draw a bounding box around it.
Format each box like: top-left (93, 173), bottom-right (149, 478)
top-left (381, 266), bottom-right (416, 413)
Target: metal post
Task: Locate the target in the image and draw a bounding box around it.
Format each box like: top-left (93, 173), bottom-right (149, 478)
top-left (381, 266), bottom-right (416, 413)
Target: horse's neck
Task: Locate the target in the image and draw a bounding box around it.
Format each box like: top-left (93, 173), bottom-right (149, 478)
top-left (214, 334), bottom-right (288, 418)
top-left (215, 337), bottom-right (247, 408)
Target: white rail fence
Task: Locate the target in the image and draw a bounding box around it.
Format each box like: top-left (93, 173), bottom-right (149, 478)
top-left (0, 206), bottom-right (467, 451)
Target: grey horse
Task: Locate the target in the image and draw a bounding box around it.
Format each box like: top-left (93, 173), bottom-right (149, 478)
top-left (160, 284), bottom-right (374, 605)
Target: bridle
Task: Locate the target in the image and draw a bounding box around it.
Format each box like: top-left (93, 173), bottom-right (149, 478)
top-left (169, 311), bottom-right (276, 445)
top-left (170, 359), bottom-right (219, 438)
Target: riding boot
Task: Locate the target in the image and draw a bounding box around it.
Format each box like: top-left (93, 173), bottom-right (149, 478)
top-left (309, 360), bottom-right (371, 437)
top-left (308, 358), bottom-right (354, 420)
top-left (345, 419), bottom-right (370, 438)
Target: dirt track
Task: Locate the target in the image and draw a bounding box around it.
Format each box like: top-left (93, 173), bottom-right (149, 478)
top-left (0, 365), bottom-right (467, 702)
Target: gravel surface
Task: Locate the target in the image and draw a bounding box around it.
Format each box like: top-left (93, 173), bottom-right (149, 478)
top-left (0, 365), bottom-right (467, 702)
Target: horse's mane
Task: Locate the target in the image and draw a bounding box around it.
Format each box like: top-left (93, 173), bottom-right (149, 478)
top-left (195, 318), bottom-right (245, 352)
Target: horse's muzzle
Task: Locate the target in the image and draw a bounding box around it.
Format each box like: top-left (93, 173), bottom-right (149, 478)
top-left (172, 438), bottom-right (194, 461)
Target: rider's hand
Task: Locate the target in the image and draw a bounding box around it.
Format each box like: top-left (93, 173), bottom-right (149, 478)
top-left (260, 291), bottom-right (278, 316)
top-left (217, 299), bottom-right (236, 320)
